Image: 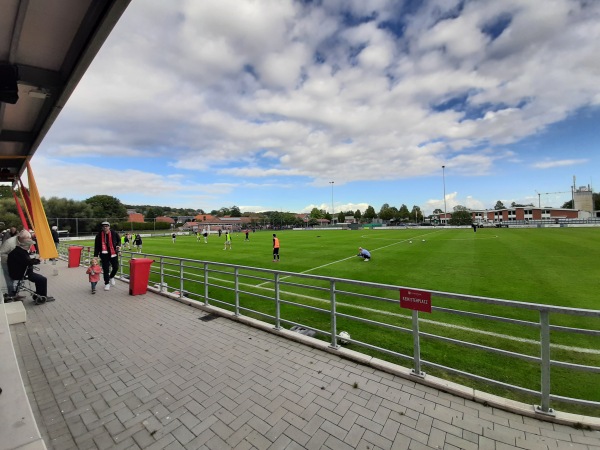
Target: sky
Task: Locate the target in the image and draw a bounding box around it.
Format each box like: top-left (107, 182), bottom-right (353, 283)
top-left (31, 0), bottom-right (600, 216)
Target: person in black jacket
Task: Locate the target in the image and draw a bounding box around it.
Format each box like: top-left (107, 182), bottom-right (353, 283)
top-left (93, 222), bottom-right (121, 291)
top-left (7, 235), bottom-right (55, 303)
top-left (50, 225), bottom-right (60, 261)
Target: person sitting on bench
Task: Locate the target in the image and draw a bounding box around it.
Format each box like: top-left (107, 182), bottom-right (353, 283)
top-left (7, 233), bottom-right (55, 303)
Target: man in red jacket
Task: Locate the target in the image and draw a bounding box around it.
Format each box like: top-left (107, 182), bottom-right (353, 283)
top-left (93, 222), bottom-right (121, 291)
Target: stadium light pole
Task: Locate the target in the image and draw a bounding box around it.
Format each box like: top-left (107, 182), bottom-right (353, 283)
top-left (329, 181), bottom-right (334, 224)
top-left (442, 166), bottom-right (447, 225)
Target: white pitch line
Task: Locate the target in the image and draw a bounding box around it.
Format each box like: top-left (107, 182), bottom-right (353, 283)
top-left (250, 283), bottom-right (600, 355)
top-left (188, 270), bottom-right (599, 355)
top-left (256, 229), bottom-right (444, 287)
top-left (201, 230), bottom-right (599, 355)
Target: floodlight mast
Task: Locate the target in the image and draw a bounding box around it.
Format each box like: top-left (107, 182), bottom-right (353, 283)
top-left (442, 166), bottom-right (447, 225)
top-left (329, 181), bottom-right (334, 224)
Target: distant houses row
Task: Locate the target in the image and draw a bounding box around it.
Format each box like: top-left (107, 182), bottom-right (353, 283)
top-left (126, 203), bottom-right (598, 230)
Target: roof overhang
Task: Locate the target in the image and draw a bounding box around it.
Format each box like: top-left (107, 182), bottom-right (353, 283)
top-left (0, 0), bottom-right (130, 184)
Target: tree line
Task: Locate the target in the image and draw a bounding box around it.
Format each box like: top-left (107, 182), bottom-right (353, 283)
top-left (1, 186), bottom-right (597, 234)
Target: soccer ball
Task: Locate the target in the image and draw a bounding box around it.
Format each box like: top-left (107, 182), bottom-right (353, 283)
top-left (339, 331), bottom-right (351, 344)
top-left (409, 241), bottom-right (412, 244)
top-left (422, 239), bottom-right (425, 242)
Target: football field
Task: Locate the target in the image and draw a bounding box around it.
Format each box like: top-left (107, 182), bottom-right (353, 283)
top-left (125, 227), bottom-right (599, 310)
top-left (82, 227), bottom-right (600, 414)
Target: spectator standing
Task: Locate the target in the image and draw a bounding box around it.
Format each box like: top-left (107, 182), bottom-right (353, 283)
top-left (50, 226), bottom-right (59, 261)
top-left (1, 227), bottom-right (17, 245)
top-left (93, 222), bottom-right (120, 291)
top-left (172, 232), bottom-right (176, 243)
top-left (51, 225), bottom-right (59, 247)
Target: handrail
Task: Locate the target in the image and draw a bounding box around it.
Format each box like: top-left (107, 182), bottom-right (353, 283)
top-left (60, 245), bottom-right (600, 416)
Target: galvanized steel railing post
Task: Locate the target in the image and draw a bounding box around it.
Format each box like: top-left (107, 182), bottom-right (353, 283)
top-left (411, 310), bottom-right (425, 377)
top-left (274, 272), bottom-right (281, 329)
top-left (203, 262), bottom-right (208, 305)
top-left (234, 267), bottom-right (240, 316)
top-left (179, 260), bottom-right (184, 297)
top-left (159, 257), bottom-right (165, 292)
top-left (330, 280), bottom-right (337, 347)
top-left (536, 310), bottom-right (555, 415)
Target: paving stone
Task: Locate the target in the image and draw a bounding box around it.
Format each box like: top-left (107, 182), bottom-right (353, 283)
top-left (427, 426), bottom-right (446, 449)
top-left (12, 261), bottom-right (595, 450)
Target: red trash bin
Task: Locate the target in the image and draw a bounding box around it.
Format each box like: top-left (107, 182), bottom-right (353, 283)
top-left (129, 258), bottom-right (154, 295)
top-left (68, 246), bottom-right (84, 268)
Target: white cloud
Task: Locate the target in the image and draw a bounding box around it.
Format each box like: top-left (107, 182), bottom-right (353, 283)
top-left (533, 159), bottom-right (588, 169)
top-left (32, 0), bottom-right (600, 213)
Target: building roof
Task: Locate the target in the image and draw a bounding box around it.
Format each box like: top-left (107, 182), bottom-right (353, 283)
top-left (127, 212), bottom-right (144, 223)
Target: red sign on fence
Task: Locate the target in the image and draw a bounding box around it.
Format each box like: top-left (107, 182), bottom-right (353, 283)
top-left (400, 288), bottom-right (432, 313)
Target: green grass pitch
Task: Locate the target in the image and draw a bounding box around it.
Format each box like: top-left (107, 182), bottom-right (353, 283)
top-left (122, 227), bottom-right (599, 309)
top-left (82, 227), bottom-right (600, 414)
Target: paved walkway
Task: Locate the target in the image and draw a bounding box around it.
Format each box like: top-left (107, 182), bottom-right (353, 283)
top-left (9, 261), bottom-right (600, 449)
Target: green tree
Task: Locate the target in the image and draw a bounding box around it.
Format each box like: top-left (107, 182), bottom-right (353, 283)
top-left (453, 205), bottom-right (468, 211)
top-left (398, 204), bottom-right (410, 222)
top-left (354, 209), bottom-right (362, 222)
top-left (494, 201), bottom-right (505, 210)
top-left (0, 196), bottom-right (20, 228)
top-left (450, 209), bottom-right (473, 225)
top-left (85, 195), bottom-right (127, 220)
top-left (410, 205), bottom-right (423, 222)
top-left (432, 208), bottom-right (443, 214)
top-left (363, 205), bottom-right (376, 221)
top-left (217, 207), bottom-right (231, 217)
top-left (562, 200), bottom-right (573, 208)
top-left (378, 203), bottom-right (391, 220)
top-left (145, 206), bottom-right (165, 219)
top-left (337, 211), bottom-right (345, 223)
top-left (310, 207), bottom-right (322, 219)
top-left (230, 206), bottom-right (241, 217)
top-left (0, 185), bottom-right (13, 199)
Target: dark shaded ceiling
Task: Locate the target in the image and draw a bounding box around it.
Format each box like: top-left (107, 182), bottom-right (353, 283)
top-left (0, 0), bottom-right (130, 184)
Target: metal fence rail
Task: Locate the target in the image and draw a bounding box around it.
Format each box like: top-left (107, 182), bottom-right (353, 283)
top-left (62, 245), bottom-right (600, 416)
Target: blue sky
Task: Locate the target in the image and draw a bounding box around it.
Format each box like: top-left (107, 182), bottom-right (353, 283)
top-left (32, 0), bottom-right (599, 215)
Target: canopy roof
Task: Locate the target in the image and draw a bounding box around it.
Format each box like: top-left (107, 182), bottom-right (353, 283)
top-left (0, 0), bottom-right (130, 184)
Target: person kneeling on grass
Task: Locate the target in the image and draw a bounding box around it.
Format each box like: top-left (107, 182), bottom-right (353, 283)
top-left (357, 247), bottom-right (371, 262)
top-left (8, 235), bottom-right (55, 304)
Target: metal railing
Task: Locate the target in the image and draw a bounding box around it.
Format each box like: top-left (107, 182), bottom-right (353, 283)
top-left (62, 245), bottom-right (600, 416)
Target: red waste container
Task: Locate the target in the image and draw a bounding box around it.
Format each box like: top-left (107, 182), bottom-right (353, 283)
top-left (129, 258), bottom-right (154, 295)
top-left (68, 246), bottom-right (84, 268)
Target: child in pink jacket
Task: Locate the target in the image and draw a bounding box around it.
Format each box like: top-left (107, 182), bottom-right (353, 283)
top-left (86, 257), bottom-right (102, 294)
